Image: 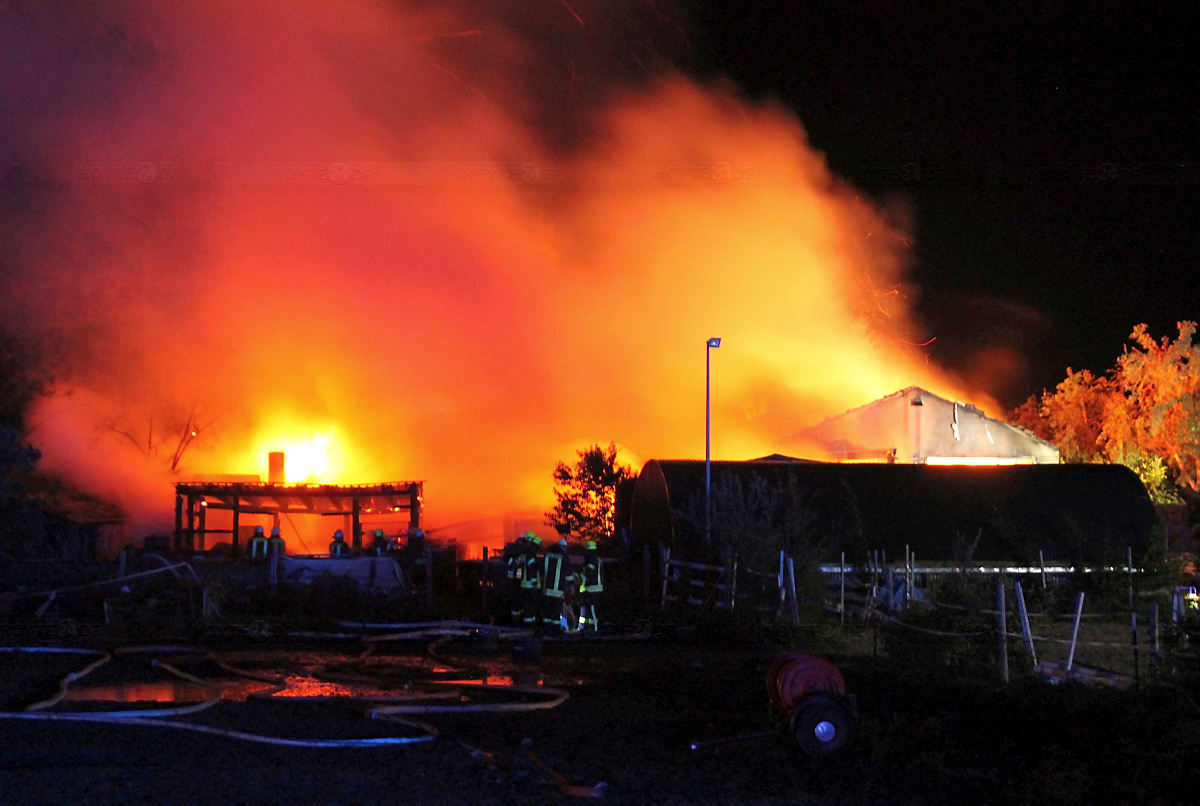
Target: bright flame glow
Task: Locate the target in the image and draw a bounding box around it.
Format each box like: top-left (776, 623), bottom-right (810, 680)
top-left (238, 419), bottom-right (350, 483)
top-left (2, 1), bottom-right (999, 543)
top-left (924, 457), bottom-right (1037, 466)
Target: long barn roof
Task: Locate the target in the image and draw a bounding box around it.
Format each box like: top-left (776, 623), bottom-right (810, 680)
top-left (629, 460), bottom-right (1158, 564)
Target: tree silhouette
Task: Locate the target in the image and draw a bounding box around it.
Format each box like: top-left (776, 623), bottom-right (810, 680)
top-left (545, 442), bottom-right (634, 545)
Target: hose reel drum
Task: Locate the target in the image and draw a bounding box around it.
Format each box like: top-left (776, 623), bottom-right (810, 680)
top-left (766, 652), bottom-right (857, 758)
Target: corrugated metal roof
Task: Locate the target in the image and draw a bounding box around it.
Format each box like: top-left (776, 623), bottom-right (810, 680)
top-left (797, 386), bottom-right (1059, 453)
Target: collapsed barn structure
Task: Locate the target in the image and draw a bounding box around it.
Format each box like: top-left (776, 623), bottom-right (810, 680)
top-left (628, 459), bottom-right (1159, 567)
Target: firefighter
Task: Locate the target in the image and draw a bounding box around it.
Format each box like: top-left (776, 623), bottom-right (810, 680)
top-left (267, 526), bottom-right (286, 557)
top-left (504, 533), bottom-right (529, 625)
top-left (541, 536), bottom-right (571, 632)
top-left (577, 539), bottom-right (603, 632)
top-left (404, 527), bottom-right (426, 586)
top-left (370, 528), bottom-right (392, 556)
top-left (329, 529), bottom-right (351, 557)
top-left (248, 525), bottom-right (268, 559)
top-left (520, 534), bottom-right (542, 628)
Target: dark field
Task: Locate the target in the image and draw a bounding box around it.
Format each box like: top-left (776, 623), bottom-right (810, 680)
top-left (3, 638), bottom-right (1200, 805)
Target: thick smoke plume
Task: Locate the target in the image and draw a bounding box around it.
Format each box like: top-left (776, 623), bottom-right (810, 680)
top-left (1, 1), bottom-right (981, 544)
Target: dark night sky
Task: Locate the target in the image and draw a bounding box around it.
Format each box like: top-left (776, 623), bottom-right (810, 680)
top-left (687, 1), bottom-right (1199, 406)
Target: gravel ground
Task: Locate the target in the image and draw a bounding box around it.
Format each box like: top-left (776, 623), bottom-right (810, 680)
top-left (3, 639), bottom-right (1199, 804)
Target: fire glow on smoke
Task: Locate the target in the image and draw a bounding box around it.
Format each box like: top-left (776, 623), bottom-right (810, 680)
top-left (1, 1), bottom-right (988, 541)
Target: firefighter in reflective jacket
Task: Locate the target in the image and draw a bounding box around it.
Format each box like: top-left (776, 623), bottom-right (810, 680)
top-left (267, 527), bottom-right (286, 557)
top-left (520, 535), bottom-right (542, 627)
top-left (370, 528), bottom-right (392, 556)
top-left (541, 537), bottom-right (571, 632)
top-left (577, 540), bottom-right (603, 632)
top-left (248, 525), bottom-right (269, 558)
top-left (329, 529), bottom-right (351, 557)
top-left (504, 533), bottom-right (529, 625)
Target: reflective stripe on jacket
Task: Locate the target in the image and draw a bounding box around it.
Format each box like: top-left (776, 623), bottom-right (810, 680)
top-left (504, 542), bottom-right (523, 581)
top-left (580, 550), bottom-right (603, 593)
top-left (520, 549), bottom-right (541, 589)
top-left (542, 544), bottom-right (569, 597)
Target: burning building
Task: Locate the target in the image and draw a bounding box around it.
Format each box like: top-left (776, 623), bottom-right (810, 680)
top-left (792, 387), bottom-right (1059, 465)
top-left (2, 2), bottom-right (1005, 541)
top-left (173, 476), bottom-right (422, 554)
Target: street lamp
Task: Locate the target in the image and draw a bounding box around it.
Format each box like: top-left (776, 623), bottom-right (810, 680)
top-left (706, 336), bottom-right (721, 544)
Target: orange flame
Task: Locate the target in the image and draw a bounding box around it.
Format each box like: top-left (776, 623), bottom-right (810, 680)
top-left (4, 2), bottom-right (990, 544)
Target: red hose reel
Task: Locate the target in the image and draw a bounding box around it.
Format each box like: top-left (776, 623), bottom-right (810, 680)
top-left (767, 652), bottom-right (857, 758)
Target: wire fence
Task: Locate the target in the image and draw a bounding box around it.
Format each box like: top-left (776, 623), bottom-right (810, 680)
top-left (653, 543), bottom-right (1199, 687)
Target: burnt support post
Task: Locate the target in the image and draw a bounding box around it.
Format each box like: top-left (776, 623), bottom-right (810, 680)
top-left (174, 494), bottom-right (183, 549)
top-left (197, 505), bottom-right (206, 552)
top-left (352, 497), bottom-right (362, 550)
top-left (185, 496), bottom-right (196, 552)
top-left (481, 546), bottom-right (490, 617)
top-left (409, 484), bottom-right (421, 529)
top-left (231, 498), bottom-right (241, 556)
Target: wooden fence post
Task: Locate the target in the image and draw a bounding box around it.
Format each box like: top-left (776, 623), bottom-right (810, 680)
top-left (996, 578), bottom-right (1009, 683)
top-left (786, 556), bottom-right (800, 625)
top-left (910, 551), bottom-right (916, 603)
top-left (723, 547), bottom-right (736, 612)
top-left (777, 550), bottom-right (786, 620)
top-left (839, 551), bottom-right (846, 626)
top-left (884, 565), bottom-right (895, 615)
top-left (1126, 545), bottom-right (1134, 611)
top-left (1150, 603), bottom-right (1160, 678)
top-left (1131, 611), bottom-right (1140, 690)
top-left (1066, 592), bottom-right (1085, 671)
top-left (904, 545), bottom-right (910, 609)
top-left (1015, 579), bottom-right (1036, 666)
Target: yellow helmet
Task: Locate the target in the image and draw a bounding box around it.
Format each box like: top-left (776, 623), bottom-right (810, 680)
top-left (529, 535), bottom-right (542, 546)
top-left (585, 540), bottom-right (597, 550)
top-left (522, 531), bottom-right (537, 540)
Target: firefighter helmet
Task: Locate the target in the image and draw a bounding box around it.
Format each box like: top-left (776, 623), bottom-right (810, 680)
top-left (373, 528), bottom-right (386, 539)
top-left (522, 531), bottom-right (537, 540)
top-left (270, 527), bottom-right (281, 538)
top-left (529, 535), bottom-right (542, 546)
top-left (585, 540), bottom-right (597, 550)
top-left (333, 529), bottom-right (344, 540)
top-left (253, 525), bottom-right (265, 536)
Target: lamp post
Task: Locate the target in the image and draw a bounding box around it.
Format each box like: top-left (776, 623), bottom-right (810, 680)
top-left (706, 336), bottom-right (722, 544)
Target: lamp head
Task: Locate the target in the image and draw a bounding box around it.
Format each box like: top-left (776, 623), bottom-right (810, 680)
top-left (707, 337), bottom-right (721, 348)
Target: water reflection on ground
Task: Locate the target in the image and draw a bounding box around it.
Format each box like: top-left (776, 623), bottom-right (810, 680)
top-left (64, 649), bottom-right (557, 705)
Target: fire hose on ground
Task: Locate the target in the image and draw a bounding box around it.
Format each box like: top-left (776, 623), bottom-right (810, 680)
top-left (0, 628), bottom-right (571, 748)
